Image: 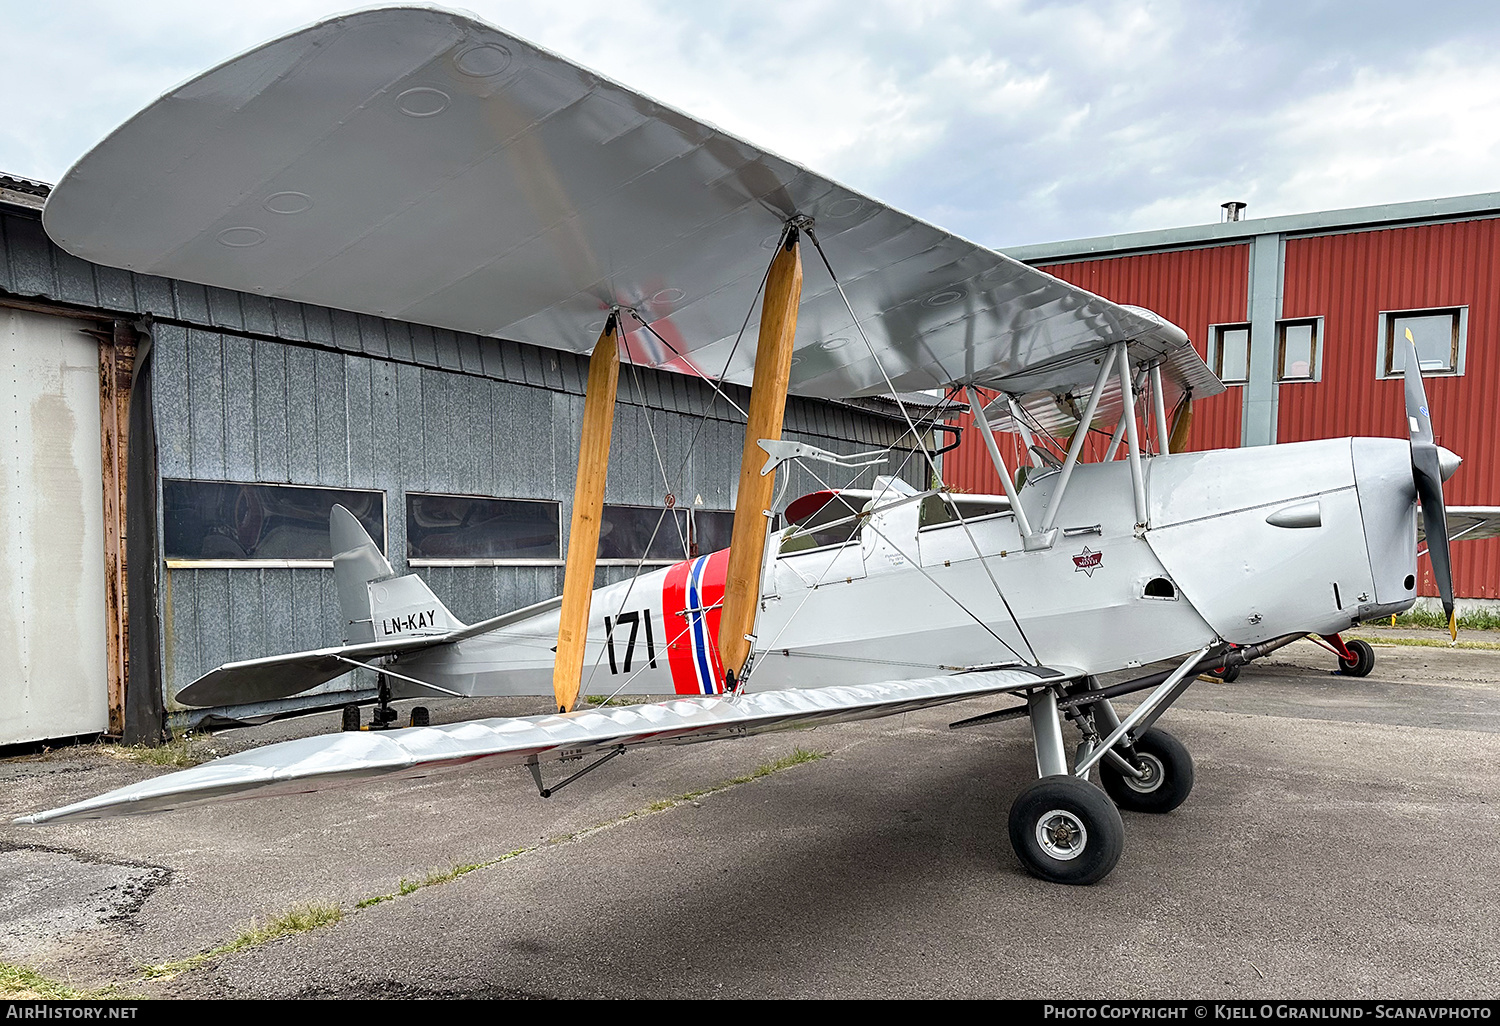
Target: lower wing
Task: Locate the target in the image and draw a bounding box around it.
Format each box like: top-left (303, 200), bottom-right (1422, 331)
top-left (20, 668), bottom-right (1072, 824)
top-left (1421, 506), bottom-right (1500, 544)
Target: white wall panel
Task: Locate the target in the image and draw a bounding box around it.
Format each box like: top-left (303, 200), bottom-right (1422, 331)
top-left (0, 309), bottom-right (107, 744)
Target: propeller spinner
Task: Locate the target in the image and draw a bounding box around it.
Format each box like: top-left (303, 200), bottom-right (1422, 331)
top-left (1403, 328), bottom-right (1463, 639)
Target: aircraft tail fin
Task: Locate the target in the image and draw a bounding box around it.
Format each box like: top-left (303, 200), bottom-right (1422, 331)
top-left (331, 504), bottom-right (466, 643)
top-left (332, 505), bottom-right (395, 644)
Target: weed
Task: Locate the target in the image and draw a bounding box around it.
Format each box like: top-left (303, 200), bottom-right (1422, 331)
top-left (99, 732), bottom-right (219, 769)
top-left (626, 748), bottom-right (828, 817)
top-left (139, 748), bottom-right (826, 984)
top-left (1350, 634), bottom-right (1500, 651)
top-left (586, 695), bottom-right (644, 708)
top-left (0, 962), bottom-right (124, 1000)
top-left (355, 857), bottom-right (513, 910)
top-left (144, 901), bottom-right (343, 979)
top-left (1372, 609), bottom-right (1500, 632)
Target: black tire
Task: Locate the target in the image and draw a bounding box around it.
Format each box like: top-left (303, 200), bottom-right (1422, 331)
top-left (1008, 775), bottom-right (1125, 885)
top-left (1100, 727), bottom-right (1195, 813)
top-left (1209, 663), bottom-right (1241, 683)
top-left (1338, 638), bottom-right (1374, 677)
top-left (341, 704), bottom-right (362, 732)
top-left (409, 706), bottom-right (430, 728)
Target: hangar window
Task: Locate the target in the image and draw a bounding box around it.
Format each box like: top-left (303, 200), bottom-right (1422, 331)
top-left (407, 493), bottom-right (561, 565)
top-left (164, 481), bottom-right (385, 565)
top-left (689, 508), bottom-right (736, 556)
top-left (1208, 324), bottom-right (1250, 384)
top-left (1379, 308), bottom-right (1466, 378)
top-left (596, 505), bottom-right (734, 564)
top-left (1276, 318), bottom-right (1322, 382)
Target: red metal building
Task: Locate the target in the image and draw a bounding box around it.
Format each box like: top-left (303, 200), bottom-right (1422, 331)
top-left (943, 193), bottom-right (1500, 601)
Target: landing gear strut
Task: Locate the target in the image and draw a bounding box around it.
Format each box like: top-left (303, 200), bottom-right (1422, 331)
top-left (1098, 727), bottom-right (1194, 813)
top-left (369, 674), bottom-right (399, 729)
top-left (1007, 688), bottom-right (1128, 885)
top-left (1006, 651), bottom-right (1214, 885)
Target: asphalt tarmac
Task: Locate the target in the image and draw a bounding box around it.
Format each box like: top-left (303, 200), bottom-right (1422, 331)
top-left (1, 629), bottom-right (1496, 999)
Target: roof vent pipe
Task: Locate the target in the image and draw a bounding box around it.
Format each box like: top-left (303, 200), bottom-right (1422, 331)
top-left (1221, 201), bottom-right (1247, 222)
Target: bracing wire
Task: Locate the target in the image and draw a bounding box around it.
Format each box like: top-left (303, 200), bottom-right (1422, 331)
top-left (802, 225), bottom-right (1039, 663)
top-left (574, 226), bottom-right (791, 704)
top-left (779, 457), bottom-right (1028, 665)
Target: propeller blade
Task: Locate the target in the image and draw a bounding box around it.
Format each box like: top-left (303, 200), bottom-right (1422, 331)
top-left (1403, 329), bottom-right (1456, 637)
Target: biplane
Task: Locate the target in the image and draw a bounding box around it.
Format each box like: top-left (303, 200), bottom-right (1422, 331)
top-left (19, 6), bottom-right (1497, 884)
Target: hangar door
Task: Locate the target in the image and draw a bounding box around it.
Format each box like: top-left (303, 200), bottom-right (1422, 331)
top-left (0, 308), bottom-right (108, 745)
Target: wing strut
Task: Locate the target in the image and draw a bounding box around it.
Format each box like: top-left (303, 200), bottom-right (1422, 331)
top-left (718, 226), bottom-right (804, 684)
top-left (965, 385), bottom-right (1035, 541)
top-left (553, 313), bottom-right (621, 713)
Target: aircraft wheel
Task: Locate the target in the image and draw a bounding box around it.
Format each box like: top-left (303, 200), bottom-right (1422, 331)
top-left (1338, 638), bottom-right (1375, 677)
top-left (409, 706), bottom-right (430, 728)
top-left (1008, 775), bottom-right (1124, 885)
top-left (1099, 728), bottom-right (1194, 814)
top-left (1210, 663), bottom-right (1240, 683)
top-left (341, 704), bottom-right (361, 732)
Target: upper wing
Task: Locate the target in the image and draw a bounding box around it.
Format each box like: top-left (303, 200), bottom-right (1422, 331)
top-left (1420, 506), bottom-right (1500, 544)
top-left (43, 6), bottom-right (1221, 405)
top-left (19, 668), bottom-right (1069, 823)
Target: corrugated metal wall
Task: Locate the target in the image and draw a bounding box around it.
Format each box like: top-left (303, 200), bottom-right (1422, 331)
top-left (942, 244), bottom-right (1250, 491)
top-left (938, 221), bottom-right (1499, 601)
top-left (1, 207), bottom-right (919, 722)
top-left (1282, 219), bottom-right (1500, 598)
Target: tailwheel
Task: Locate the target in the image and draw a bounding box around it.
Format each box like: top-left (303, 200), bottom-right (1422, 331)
top-left (1008, 775), bottom-right (1124, 885)
top-left (1337, 638), bottom-right (1375, 677)
top-left (1099, 727), bottom-right (1194, 814)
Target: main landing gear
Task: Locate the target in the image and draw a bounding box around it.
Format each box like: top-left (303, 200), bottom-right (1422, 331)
top-left (999, 649), bottom-right (1212, 885)
top-left (986, 636), bottom-right (1311, 883)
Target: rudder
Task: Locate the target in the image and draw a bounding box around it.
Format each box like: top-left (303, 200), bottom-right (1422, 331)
top-left (332, 505), bottom-right (394, 643)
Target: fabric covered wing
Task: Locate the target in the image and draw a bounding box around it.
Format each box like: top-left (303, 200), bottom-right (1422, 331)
top-left (20, 669), bottom-right (1068, 823)
top-left (43, 5), bottom-right (1220, 404)
top-left (1421, 506), bottom-right (1500, 544)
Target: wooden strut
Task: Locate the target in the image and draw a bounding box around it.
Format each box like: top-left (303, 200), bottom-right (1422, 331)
top-left (718, 228), bottom-right (804, 681)
top-left (552, 314), bottom-right (621, 713)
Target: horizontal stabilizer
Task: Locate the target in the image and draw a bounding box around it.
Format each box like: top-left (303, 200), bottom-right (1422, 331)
top-left (22, 669), bottom-right (1071, 824)
top-left (173, 634), bottom-right (457, 708)
top-left (174, 594), bottom-right (566, 708)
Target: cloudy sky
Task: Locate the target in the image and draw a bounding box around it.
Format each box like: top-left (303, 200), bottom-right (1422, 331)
top-left (3, 0), bottom-right (1499, 248)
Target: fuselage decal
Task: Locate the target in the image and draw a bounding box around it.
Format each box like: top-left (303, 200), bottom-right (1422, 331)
top-left (661, 549), bottom-right (729, 694)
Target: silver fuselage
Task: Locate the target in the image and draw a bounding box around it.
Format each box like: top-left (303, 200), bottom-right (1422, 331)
top-left (392, 437), bottom-right (1419, 699)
